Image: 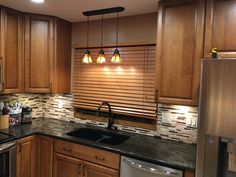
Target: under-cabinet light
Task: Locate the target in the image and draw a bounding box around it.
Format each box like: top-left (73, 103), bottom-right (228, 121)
top-left (31, 0), bottom-right (44, 3)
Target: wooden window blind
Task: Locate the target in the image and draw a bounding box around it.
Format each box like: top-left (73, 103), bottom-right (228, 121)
top-left (73, 45), bottom-right (157, 120)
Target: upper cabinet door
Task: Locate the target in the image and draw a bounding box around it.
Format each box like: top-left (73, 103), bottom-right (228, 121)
top-left (24, 15), bottom-right (54, 93)
top-left (0, 8), bottom-right (23, 93)
top-left (204, 0), bottom-right (236, 58)
top-left (156, 0), bottom-right (205, 106)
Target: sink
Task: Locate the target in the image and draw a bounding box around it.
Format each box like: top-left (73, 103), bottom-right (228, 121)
top-left (67, 128), bottom-right (129, 145)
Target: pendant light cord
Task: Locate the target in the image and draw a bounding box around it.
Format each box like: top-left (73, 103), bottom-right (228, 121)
top-left (116, 12), bottom-right (119, 48)
top-left (87, 16), bottom-right (89, 49)
top-left (101, 13), bottom-right (104, 49)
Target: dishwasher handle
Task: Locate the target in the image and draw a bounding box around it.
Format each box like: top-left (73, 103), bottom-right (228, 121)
top-left (122, 158), bottom-right (181, 177)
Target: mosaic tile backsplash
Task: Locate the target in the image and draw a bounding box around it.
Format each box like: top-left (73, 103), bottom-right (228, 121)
top-left (0, 94), bottom-right (198, 144)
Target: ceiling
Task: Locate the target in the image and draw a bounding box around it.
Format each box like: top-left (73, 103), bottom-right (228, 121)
top-left (0, 0), bottom-right (159, 22)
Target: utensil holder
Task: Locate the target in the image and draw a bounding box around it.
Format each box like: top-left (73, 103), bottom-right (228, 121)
top-left (0, 115), bottom-right (9, 129)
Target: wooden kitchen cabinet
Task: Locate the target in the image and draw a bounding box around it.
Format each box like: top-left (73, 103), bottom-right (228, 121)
top-left (53, 153), bottom-right (119, 177)
top-left (185, 170), bottom-right (195, 177)
top-left (83, 161), bottom-right (119, 177)
top-left (156, 0), bottom-right (205, 106)
top-left (24, 14), bottom-right (54, 93)
top-left (53, 153), bottom-right (82, 177)
top-left (204, 0), bottom-right (236, 58)
top-left (0, 7), bottom-right (23, 93)
top-left (53, 139), bottom-right (120, 177)
top-left (24, 14), bottom-right (71, 93)
top-left (36, 136), bottom-right (53, 177)
top-left (16, 136), bottom-right (36, 177)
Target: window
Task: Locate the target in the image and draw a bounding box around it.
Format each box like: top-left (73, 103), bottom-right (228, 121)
top-left (73, 45), bottom-right (157, 127)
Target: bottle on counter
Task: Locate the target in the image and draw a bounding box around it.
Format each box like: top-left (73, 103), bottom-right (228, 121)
top-left (211, 48), bottom-right (218, 59)
top-left (0, 104), bottom-right (10, 129)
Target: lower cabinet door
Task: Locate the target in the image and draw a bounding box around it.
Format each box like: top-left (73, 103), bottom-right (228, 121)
top-left (16, 136), bottom-right (36, 177)
top-left (53, 153), bottom-right (82, 177)
top-left (83, 161), bottom-right (119, 177)
top-left (36, 136), bottom-right (53, 177)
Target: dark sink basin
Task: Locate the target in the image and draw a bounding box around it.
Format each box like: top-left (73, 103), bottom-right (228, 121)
top-left (67, 128), bottom-right (129, 145)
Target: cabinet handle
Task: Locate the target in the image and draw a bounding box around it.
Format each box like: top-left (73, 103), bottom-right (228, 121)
top-left (18, 144), bottom-right (21, 153)
top-left (50, 83), bottom-right (52, 92)
top-left (2, 82), bottom-right (5, 92)
top-left (62, 147), bottom-right (72, 152)
top-left (95, 155), bottom-right (105, 162)
top-left (154, 89), bottom-right (159, 103)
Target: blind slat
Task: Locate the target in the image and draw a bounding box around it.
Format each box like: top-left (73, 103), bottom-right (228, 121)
top-left (73, 45), bottom-right (157, 119)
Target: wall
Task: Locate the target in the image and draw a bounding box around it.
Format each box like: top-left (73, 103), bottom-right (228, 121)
top-left (72, 13), bottom-right (157, 47)
top-left (0, 94), bottom-right (198, 144)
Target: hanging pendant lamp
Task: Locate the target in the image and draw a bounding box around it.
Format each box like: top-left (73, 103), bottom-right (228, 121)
top-left (82, 7), bottom-right (125, 64)
top-left (82, 16), bottom-right (92, 63)
top-left (111, 12), bottom-right (122, 64)
top-left (96, 13), bottom-right (106, 63)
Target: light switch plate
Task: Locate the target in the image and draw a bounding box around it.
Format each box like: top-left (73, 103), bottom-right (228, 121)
top-left (162, 112), bottom-right (172, 124)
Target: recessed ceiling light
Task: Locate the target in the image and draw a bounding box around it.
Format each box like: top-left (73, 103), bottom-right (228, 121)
top-left (31, 0), bottom-right (44, 3)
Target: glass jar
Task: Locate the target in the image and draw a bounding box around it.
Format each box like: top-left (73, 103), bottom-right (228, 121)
top-left (21, 107), bottom-right (32, 124)
top-left (9, 113), bottom-right (21, 126)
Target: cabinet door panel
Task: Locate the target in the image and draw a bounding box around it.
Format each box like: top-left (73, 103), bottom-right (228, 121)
top-left (2, 8), bottom-right (23, 93)
top-left (53, 153), bottom-right (82, 177)
top-left (17, 136), bottom-right (36, 177)
top-left (205, 0), bottom-right (236, 58)
top-left (36, 136), bottom-right (53, 177)
top-left (161, 4), bottom-right (195, 99)
top-left (156, 0), bottom-right (205, 105)
top-left (84, 161), bottom-right (119, 177)
top-left (25, 15), bottom-right (54, 93)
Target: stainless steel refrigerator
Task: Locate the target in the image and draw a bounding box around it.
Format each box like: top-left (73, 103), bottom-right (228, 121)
top-left (197, 59), bottom-right (236, 177)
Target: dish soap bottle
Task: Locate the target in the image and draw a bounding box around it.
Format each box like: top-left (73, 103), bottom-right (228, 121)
top-left (211, 48), bottom-right (218, 59)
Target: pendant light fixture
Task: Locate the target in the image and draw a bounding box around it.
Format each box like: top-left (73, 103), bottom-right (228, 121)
top-left (82, 7), bottom-right (125, 64)
top-left (82, 16), bottom-right (92, 63)
top-left (96, 13), bottom-right (106, 63)
top-left (111, 12), bottom-right (122, 64)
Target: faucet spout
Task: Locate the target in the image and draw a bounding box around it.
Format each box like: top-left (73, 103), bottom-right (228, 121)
top-left (97, 101), bottom-right (115, 130)
top-left (97, 101), bottom-right (112, 117)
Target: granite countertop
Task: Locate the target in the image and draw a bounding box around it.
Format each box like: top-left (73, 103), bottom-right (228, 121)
top-left (0, 118), bottom-right (196, 171)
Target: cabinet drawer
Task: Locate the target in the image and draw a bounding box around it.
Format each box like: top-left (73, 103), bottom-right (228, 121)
top-left (54, 139), bottom-right (120, 170)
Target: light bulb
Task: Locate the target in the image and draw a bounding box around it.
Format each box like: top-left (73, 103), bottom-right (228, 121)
top-left (31, 0), bottom-right (45, 3)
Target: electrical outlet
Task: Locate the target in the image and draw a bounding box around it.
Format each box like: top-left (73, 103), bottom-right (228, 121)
top-left (191, 117), bottom-right (197, 128)
top-left (162, 112), bottom-right (172, 124)
top-left (186, 117), bottom-right (192, 127)
top-left (58, 100), bottom-right (64, 108)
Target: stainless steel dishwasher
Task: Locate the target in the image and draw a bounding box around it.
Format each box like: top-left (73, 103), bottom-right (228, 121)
top-left (120, 156), bottom-right (183, 177)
